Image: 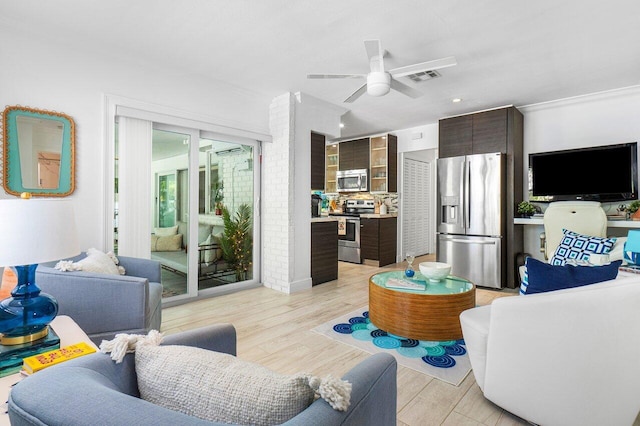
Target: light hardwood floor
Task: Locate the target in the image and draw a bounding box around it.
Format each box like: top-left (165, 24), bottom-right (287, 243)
top-left (161, 254), bottom-right (529, 426)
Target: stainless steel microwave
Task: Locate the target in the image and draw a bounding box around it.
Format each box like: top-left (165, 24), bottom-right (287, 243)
top-left (336, 169), bottom-right (368, 192)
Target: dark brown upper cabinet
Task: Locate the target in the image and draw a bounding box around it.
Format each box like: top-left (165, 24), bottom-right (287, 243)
top-left (438, 115), bottom-right (472, 158)
top-left (471, 108), bottom-right (508, 154)
top-left (311, 132), bottom-right (326, 190)
top-left (439, 106), bottom-right (517, 157)
top-left (338, 138), bottom-right (369, 171)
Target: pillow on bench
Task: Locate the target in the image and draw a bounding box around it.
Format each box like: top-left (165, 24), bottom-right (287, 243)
top-left (151, 234), bottom-right (183, 252)
top-left (154, 225), bottom-right (178, 237)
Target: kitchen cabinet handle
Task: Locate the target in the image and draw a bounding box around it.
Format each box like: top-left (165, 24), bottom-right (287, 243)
top-left (465, 160), bottom-right (471, 229)
top-left (443, 238), bottom-right (496, 245)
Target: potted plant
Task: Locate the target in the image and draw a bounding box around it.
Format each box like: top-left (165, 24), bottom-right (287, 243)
top-left (219, 204), bottom-right (252, 281)
top-left (627, 200), bottom-right (640, 220)
top-left (212, 180), bottom-right (224, 215)
top-left (517, 201), bottom-right (536, 217)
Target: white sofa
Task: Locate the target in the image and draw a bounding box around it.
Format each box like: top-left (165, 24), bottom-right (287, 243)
top-left (460, 271), bottom-right (640, 426)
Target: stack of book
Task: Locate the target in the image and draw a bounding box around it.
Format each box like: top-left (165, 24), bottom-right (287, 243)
top-left (385, 278), bottom-right (426, 290)
top-left (0, 329), bottom-right (61, 378)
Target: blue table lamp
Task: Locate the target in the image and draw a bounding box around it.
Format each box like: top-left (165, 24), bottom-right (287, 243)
top-left (0, 196), bottom-right (79, 345)
top-left (623, 230), bottom-right (640, 266)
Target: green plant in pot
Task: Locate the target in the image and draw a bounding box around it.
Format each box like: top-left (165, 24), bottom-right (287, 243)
top-left (517, 201), bottom-right (536, 217)
top-left (212, 180), bottom-right (224, 215)
top-left (627, 200), bottom-right (640, 220)
top-left (220, 204), bottom-right (252, 281)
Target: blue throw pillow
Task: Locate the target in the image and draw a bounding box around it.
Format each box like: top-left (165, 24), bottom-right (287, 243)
top-left (550, 229), bottom-right (616, 266)
top-left (524, 257), bottom-right (621, 295)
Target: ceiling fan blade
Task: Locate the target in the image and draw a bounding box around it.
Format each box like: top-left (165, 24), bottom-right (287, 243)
top-left (390, 78), bottom-right (423, 99)
top-left (344, 83), bottom-right (368, 103)
top-left (364, 39), bottom-right (384, 72)
top-left (307, 73), bottom-right (364, 79)
top-left (389, 56), bottom-right (457, 78)
top-left (364, 39), bottom-right (383, 61)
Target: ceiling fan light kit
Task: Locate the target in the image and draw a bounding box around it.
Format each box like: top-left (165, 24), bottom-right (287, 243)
top-left (366, 72), bottom-right (391, 96)
top-left (307, 39), bottom-right (457, 103)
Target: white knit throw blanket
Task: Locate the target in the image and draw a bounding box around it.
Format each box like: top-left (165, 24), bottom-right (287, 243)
top-left (99, 331), bottom-right (352, 411)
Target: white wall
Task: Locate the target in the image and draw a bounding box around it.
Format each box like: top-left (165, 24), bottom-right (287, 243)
top-left (394, 123), bottom-right (439, 153)
top-left (0, 25), bottom-right (271, 251)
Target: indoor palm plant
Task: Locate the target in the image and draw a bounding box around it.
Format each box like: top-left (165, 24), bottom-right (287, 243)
top-left (220, 204), bottom-right (252, 281)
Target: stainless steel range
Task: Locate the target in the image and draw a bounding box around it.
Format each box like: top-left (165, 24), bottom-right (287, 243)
top-left (330, 199), bottom-right (375, 264)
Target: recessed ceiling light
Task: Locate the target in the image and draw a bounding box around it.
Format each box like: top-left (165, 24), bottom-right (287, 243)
top-left (339, 123), bottom-right (345, 128)
top-left (452, 98), bottom-right (462, 103)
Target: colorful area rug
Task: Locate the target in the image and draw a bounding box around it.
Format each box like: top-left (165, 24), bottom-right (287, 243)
top-left (312, 307), bottom-right (471, 386)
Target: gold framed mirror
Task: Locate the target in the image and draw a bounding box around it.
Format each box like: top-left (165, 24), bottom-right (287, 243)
top-left (2, 106), bottom-right (75, 197)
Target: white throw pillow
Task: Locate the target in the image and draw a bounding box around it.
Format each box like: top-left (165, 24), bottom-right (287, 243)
top-left (154, 225), bottom-right (178, 237)
top-left (150, 234), bottom-right (183, 252)
top-left (199, 234), bottom-right (214, 264)
top-left (135, 344), bottom-right (351, 425)
top-left (55, 248), bottom-right (125, 275)
top-left (199, 233), bottom-right (223, 264)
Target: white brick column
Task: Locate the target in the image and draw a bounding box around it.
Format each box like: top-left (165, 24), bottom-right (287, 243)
top-left (263, 93), bottom-right (295, 292)
top-left (263, 93), bottom-right (345, 293)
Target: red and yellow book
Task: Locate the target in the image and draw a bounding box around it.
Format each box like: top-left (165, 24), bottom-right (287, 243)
top-left (22, 342), bottom-right (96, 374)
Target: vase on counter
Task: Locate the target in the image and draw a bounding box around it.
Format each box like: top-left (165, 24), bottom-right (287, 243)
top-left (380, 203), bottom-right (387, 215)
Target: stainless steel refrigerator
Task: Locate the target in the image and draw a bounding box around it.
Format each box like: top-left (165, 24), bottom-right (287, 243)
top-left (436, 152), bottom-right (506, 289)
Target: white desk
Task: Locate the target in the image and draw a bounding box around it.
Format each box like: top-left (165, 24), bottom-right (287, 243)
top-left (0, 316), bottom-right (96, 425)
top-left (514, 217), bottom-right (640, 228)
top-left (515, 217), bottom-right (640, 261)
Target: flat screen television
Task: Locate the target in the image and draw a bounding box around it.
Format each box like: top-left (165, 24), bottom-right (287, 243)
top-left (529, 142), bottom-right (638, 202)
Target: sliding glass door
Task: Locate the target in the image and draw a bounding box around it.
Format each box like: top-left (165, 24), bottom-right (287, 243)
top-left (150, 127), bottom-right (192, 299)
top-left (198, 134), bottom-right (255, 289)
top-left (112, 112), bottom-right (261, 306)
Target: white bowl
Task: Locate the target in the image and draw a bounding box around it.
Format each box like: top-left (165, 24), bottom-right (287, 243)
top-left (419, 262), bottom-right (451, 282)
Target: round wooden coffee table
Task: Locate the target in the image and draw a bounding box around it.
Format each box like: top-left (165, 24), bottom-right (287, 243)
top-left (368, 271), bottom-right (475, 341)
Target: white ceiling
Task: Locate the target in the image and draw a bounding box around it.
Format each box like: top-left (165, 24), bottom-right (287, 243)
top-left (3, 1), bottom-right (640, 139)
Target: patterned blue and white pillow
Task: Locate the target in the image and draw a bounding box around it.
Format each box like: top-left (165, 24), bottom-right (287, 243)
top-left (550, 229), bottom-right (616, 266)
top-left (519, 262), bottom-right (529, 295)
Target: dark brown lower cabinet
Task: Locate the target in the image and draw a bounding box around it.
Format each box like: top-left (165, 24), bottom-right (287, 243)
top-left (311, 221), bottom-right (338, 285)
top-left (361, 217), bottom-right (397, 267)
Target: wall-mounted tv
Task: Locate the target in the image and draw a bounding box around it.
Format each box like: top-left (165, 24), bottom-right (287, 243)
top-left (529, 142), bottom-right (638, 202)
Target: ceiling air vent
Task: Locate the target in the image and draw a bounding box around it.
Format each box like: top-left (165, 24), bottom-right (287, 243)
top-left (406, 69), bottom-right (441, 83)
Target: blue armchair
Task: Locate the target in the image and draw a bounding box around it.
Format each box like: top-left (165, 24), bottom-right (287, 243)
top-left (8, 324), bottom-right (398, 425)
top-left (35, 254), bottom-right (162, 345)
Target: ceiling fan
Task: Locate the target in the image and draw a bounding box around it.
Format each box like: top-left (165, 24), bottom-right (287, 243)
top-left (307, 39), bottom-right (457, 103)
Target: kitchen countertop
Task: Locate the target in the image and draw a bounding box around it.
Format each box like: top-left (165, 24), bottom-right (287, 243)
top-left (360, 213), bottom-right (398, 218)
top-left (311, 216), bottom-right (340, 223)
top-left (311, 213), bottom-right (398, 221)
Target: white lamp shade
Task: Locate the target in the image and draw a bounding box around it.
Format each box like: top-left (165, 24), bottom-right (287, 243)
top-left (0, 199), bottom-right (80, 266)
